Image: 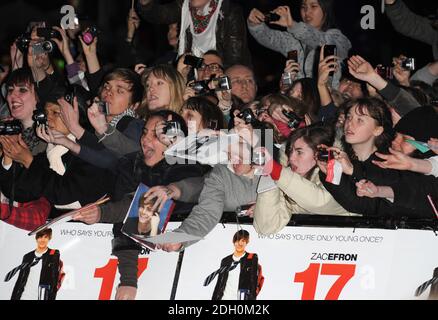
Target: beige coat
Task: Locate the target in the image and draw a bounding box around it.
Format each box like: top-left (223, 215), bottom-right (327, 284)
top-left (254, 167), bottom-right (360, 235)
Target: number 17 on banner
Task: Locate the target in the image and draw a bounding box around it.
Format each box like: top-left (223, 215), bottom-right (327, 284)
top-left (294, 263), bottom-right (356, 300)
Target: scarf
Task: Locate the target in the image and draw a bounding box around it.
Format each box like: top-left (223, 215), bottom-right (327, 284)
top-left (46, 134), bottom-right (76, 176)
top-left (178, 0), bottom-right (223, 58)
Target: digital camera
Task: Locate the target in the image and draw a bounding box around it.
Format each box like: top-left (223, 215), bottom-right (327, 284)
top-left (0, 120), bottom-right (22, 136)
top-left (32, 41), bottom-right (54, 55)
top-left (376, 65), bottom-right (392, 80)
top-left (163, 121), bottom-right (181, 138)
top-left (16, 33), bottom-right (32, 53)
top-left (281, 72), bottom-right (294, 86)
top-left (82, 26), bottom-right (100, 45)
top-left (252, 150), bottom-right (266, 166)
top-left (184, 55), bottom-right (204, 69)
top-left (401, 58), bottom-right (415, 71)
top-left (210, 76), bottom-right (232, 92)
top-left (32, 110), bottom-right (47, 126)
top-left (190, 80), bottom-right (210, 95)
top-left (282, 110), bottom-right (302, 129)
top-left (238, 108), bottom-right (258, 125)
top-left (264, 12), bottom-right (281, 23)
top-left (317, 149), bottom-right (334, 162)
top-left (97, 101), bottom-right (109, 115)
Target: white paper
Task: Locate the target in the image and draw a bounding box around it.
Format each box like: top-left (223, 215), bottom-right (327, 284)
top-left (165, 133), bottom-right (239, 166)
top-left (143, 232), bottom-right (203, 245)
top-left (257, 176), bottom-right (278, 194)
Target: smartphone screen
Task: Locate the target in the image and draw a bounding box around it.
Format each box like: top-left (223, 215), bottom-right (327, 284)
top-left (323, 45), bottom-right (337, 76)
top-left (287, 50), bottom-right (298, 62)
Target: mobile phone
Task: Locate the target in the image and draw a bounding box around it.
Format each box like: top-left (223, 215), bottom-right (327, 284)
top-left (183, 55), bottom-right (204, 69)
top-left (287, 50), bottom-right (298, 62)
top-left (323, 45), bottom-right (337, 77)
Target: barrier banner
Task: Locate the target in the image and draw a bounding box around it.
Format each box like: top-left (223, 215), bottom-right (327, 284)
top-left (1, 221), bottom-right (437, 300)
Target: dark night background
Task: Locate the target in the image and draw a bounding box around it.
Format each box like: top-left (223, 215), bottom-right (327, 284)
top-left (0, 0), bottom-right (436, 92)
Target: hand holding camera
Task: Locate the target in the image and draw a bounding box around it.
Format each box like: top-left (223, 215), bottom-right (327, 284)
top-left (189, 76), bottom-right (232, 96)
top-left (156, 116), bottom-right (183, 146)
top-left (317, 145), bottom-right (354, 176)
top-left (88, 99), bottom-right (109, 135)
top-left (318, 46), bottom-right (338, 87)
top-left (269, 6), bottom-right (294, 28)
top-left (269, 104), bottom-right (295, 125)
top-left (392, 55), bottom-right (414, 86)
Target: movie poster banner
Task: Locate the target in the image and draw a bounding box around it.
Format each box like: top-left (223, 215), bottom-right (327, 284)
top-left (1, 221), bottom-right (437, 300)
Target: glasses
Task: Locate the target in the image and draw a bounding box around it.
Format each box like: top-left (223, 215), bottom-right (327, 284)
top-left (199, 63), bottom-right (224, 72)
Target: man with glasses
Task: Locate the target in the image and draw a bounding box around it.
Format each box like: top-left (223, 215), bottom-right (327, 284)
top-left (198, 50), bottom-right (225, 81)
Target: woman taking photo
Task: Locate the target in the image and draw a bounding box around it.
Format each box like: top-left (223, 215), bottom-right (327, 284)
top-left (247, 0), bottom-right (351, 88)
top-left (254, 125), bottom-right (356, 235)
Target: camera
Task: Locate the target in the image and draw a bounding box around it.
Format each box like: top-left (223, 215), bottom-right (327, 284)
top-left (237, 108), bottom-right (258, 125)
top-left (16, 33), bottom-right (32, 53)
top-left (82, 26), bottom-right (100, 45)
top-left (97, 101), bottom-right (109, 115)
top-left (317, 149), bottom-right (334, 162)
top-left (252, 150), bottom-right (266, 166)
top-left (190, 80), bottom-right (210, 95)
top-left (32, 41), bottom-right (54, 55)
top-left (163, 121), bottom-right (181, 138)
top-left (235, 204), bottom-right (254, 218)
top-left (281, 72), bottom-right (294, 86)
top-left (209, 76), bottom-right (232, 92)
top-left (0, 120), bottom-right (22, 136)
top-left (282, 110), bottom-right (302, 129)
top-left (376, 65), bottom-right (392, 80)
top-left (264, 12), bottom-right (281, 23)
top-left (401, 58), bottom-right (415, 71)
top-left (32, 110), bottom-right (47, 126)
top-left (287, 50), bottom-right (298, 62)
top-left (36, 28), bottom-right (62, 41)
top-left (64, 90), bottom-right (75, 105)
top-left (184, 55), bottom-right (204, 69)
top-left (190, 76), bottom-right (232, 95)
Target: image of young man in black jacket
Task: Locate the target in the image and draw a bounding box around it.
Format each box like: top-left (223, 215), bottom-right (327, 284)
top-left (207, 230), bottom-right (263, 300)
top-left (7, 229), bottom-right (62, 300)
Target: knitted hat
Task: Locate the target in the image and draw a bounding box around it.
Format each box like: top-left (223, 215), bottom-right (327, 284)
top-left (394, 106), bottom-right (438, 142)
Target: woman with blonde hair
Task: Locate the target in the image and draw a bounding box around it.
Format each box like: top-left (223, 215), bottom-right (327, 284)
top-left (138, 64), bottom-right (186, 117)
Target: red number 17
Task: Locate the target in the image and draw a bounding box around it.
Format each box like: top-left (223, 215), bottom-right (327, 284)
top-left (294, 263), bottom-right (356, 300)
top-left (94, 258), bottom-right (149, 300)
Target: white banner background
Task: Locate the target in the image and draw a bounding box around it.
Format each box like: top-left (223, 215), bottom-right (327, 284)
top-left (1, 221), bottom-right (437, 300)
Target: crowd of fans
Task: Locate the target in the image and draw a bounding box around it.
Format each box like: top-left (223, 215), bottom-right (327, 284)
top-left (0, 0), bottom-right (437, 299)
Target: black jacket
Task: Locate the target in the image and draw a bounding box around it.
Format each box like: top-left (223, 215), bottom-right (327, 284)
top-left (212, 252), bottom-right (259, 300)
top-left (137, 0), bottom-right (252, 68)
top-left (0, 151), bottom-right (114, 209)
top-left (11, 248), bottom-right (60, 300)
top-left (391, 173), bottom-right (438, 218)
top-left (321, 154), bottom-right (436, 219)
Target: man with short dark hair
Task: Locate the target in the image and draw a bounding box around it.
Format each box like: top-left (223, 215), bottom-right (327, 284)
top-left (208, 230), bottom-right (262, 300)
top-left (7, 228), bottom-right (62, 300)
